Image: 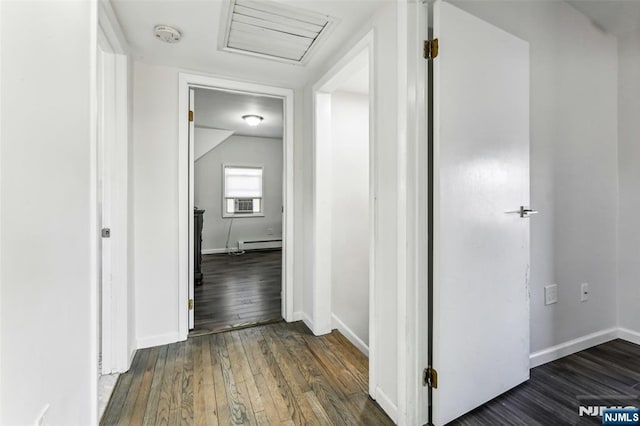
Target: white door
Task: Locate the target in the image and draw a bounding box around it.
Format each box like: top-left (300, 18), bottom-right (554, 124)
top-left (188, 88), bottom-right (196, 330)
top-left (431, 2), bottom-right (531, 424)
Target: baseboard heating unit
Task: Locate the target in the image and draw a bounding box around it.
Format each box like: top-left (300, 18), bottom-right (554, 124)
top-left (238, 239), bottom-right (282, 251)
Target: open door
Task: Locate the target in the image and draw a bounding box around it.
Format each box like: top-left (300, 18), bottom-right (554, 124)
top-left (98, 45), bottom-right (114, 375)
top-left (188, 88), bottom-right (195, 330)
top-left (430, 2), bottom-right (531, 424)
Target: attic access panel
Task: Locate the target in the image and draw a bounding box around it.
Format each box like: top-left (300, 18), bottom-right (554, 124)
top-left (220, 0), bottom-right (336, 64)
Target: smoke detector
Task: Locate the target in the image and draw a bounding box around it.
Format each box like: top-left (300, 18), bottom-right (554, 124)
top-left (153, 25), bottom-right (182, 43)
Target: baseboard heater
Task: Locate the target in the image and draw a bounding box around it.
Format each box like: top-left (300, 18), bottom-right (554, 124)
top-left (238, 239), bottom-right (282, 251)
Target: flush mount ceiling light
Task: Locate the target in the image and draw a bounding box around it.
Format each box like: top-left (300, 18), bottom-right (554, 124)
top-left (242, 115), bottom-right (264, 126)
top-left (153, 25), bottom-right (182, 43)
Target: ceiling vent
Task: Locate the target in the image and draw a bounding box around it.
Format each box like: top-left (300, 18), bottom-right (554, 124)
top-left (220, 0), bottom-right (336, 65)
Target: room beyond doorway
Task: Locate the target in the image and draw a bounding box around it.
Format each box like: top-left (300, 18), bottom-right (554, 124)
top-left (189, 86), bottom-right (286, 336)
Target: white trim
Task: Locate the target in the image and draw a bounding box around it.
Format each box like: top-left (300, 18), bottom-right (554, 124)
top-left (529, 327), bottom-right (619, 368)
top-left (302, 312), bottom-right (315, 333)
top-left (178, 73), bottom-right (295, 340)
top-left (0, 3), bottom-right (3, 421)
top-left (291, 311), bottom-right (305, 322)
top-left (98, 0), bottom-right (129, 55)
top-left (89, 2), bottom-right (100, 424)
top-left (398, 2), bottom-right (429, 425)
top-left (128, 347), bottom-right (136, 367)
top-left (618, 328), bottom-right (640, 345)
top-left (331, 314), bottom-right (369, 356)
top-left (201, 248), bottom-right (229, 255)
top-left (97, 7), bottom-right (131, 376)
top-left (375, 387), bottom-right (399, 424)
top-left (137, 332), bottom-right (182, 350)
top-left (311, 90), bottom-right (333, 336)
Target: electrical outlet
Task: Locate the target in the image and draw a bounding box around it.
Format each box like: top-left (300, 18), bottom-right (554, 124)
top-left (581, 283), bottom-right (589, 302)
top-left (544, 284), bottom-right (558, 305)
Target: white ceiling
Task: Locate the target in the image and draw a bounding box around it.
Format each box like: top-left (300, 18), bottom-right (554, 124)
top-left (111, 0), bottom-right (390, 87)
top-left (569, 1), bottom-right (640, 37)
top-left (194, 88), bottom-right (284, 138)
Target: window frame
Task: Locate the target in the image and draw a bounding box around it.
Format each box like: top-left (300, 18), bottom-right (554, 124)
top-left (222, 164), bottom-right (265, 218)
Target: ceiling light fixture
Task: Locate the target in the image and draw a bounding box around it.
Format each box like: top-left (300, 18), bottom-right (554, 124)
top-left (242, 115), bottom-right (264, 126)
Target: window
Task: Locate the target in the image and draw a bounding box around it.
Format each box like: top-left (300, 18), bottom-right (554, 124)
top-left (223, 165), bottom-right (263, 217)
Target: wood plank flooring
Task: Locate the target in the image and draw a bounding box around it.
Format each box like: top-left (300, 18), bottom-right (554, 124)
top-left (101, 321), bottom-right (392, 426)
top-left (451, 339), bottom-right (640, 425)
top-left (193, 250), bottom-right (282, 336)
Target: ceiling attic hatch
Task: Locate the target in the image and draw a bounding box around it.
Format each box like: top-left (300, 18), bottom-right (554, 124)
top-left (220, 0), bottom-right (336, 65)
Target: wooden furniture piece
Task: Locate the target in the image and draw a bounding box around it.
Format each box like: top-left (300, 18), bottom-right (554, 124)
top-left (194, 208), bottom-right (205, 286)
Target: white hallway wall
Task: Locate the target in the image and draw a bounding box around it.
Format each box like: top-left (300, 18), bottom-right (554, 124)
top-left (617, 30), bottom-right (640, 337)
top-left (453, 1), bottom-right (619, 353)
top-left (132, 61), bottom-right (305, 346)
top-left (194, 135), bottom-right (283, 252)
top-left (330, 91), bottom-right (370, 352)
top-left (0, 1), bottom-right (98, 424)
top-left (303, 3), bottom-right (401, 415)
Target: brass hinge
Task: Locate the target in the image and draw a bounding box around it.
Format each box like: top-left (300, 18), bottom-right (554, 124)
top-left (188, 299), bottom-right (194, 310)
top-left (424, 38), bottom-right (439, 60)
top-left (189, 110), bottom-right (194, 122)
top-left (423, 367), bottom-right (438, 388)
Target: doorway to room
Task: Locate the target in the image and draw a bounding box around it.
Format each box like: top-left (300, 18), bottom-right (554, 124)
top-left (189, 88), bottom-right (285, 335)
top-left (312, 32), bottom-right (375, 390)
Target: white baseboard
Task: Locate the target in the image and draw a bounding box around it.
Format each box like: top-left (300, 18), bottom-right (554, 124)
top-left (375, 386), bottom-right (398, 424)
top-left (291, 311), bottom-right (305, 322)
top-left (137, 331), bottom-right (181, 350)
top-left (529, 327), bottom-right (619, 368)
top-left (201, 248), bottom-right (228, 255)
top-left (618, 327), bottom-right (640, 345)
top-left (301, 312), bottom-right (314, 333)
top-left (127, 347), bottom-right (136, 371)
top-left (331, 314), bottom-right (369, 356)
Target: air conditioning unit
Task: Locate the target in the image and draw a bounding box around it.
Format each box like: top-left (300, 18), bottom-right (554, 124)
top-left (234, 198), bottom-right (254, 213)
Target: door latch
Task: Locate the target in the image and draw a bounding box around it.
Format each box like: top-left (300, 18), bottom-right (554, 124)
top-left (101, 228), bottom-right (111, 238)
top-left (505, 206), bottom-right (539, 218)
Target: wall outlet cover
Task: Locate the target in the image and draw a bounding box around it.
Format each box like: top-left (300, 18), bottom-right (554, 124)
top-left (581, 282), bottom-right (589, 302)
top-left (545, 284), bottom-right (558, 305)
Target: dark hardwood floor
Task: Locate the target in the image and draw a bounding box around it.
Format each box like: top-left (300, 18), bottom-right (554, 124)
top-left (192, 250), bottom-right (282, 336)
top-left (451, 339), bottom-right (640, 425)
top-left (101, 321), bottom-right (392, 425)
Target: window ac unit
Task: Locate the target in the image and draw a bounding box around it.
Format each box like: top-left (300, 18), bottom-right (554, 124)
top-left (235, 198), bottom-right (253, 213)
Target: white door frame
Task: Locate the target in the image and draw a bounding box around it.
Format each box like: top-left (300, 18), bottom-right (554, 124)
top-left (177, 73), bottom-right (295, 339)
top-left (397, 1), bottom-right (430, 424)
top-left (311, 31), bottom-right (377, 395)
top-left (97, 0), bottom-right (131, 375)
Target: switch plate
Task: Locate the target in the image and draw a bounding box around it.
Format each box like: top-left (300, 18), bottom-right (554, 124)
top-left (545, 284), bottom-right (558, 305)
top-left (581, 283), bottom-right (589, 302)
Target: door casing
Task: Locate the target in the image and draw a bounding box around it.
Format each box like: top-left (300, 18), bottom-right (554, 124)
top-left (177, 73), bottom-right (295, 338)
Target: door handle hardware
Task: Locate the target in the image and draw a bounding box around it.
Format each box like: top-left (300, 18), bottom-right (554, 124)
top-left (505, 206), bottom-right (539, 218)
